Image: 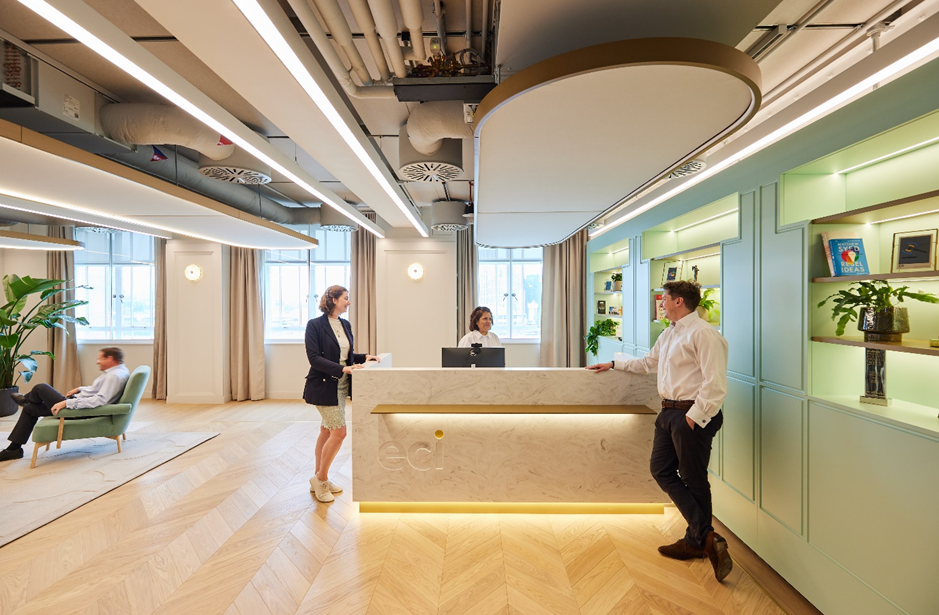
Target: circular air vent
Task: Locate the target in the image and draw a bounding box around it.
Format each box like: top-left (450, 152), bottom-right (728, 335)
top-left (321, 224), bottom-right (356, 232)
top-left (431, 222), bottom-right (468, 232)
top-left (667, 158), bottom-right (707, 179)
top-left (399, 161), bottom-right (463, 183)
top-left (587, 220), bottom-right (605, 231)
top-left (199, 166), bottom-right (272, 184)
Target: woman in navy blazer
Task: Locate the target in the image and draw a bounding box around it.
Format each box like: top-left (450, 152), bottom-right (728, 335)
top-left (304, 285), bottom-right (379, 502)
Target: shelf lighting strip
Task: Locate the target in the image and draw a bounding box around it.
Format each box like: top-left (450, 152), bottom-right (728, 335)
top-left (17, 0), bottom-right (386, 239)
top-left (230, 0), bottom-right (428, 238)
top-left (591, 32), bottom-right (939, 238)
top-left (868, 207), bottom-right (939, 224)
top-left (610, 246), bottom-right (629, 254)
top-left (671, 208), bottom-right (738, 233)
top-left (680, 252), bottom-right (720, 262)
top-left (835, 135), bottom-right (939, 174)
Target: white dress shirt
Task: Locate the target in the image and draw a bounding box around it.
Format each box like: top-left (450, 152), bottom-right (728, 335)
top-left (614, 311), bottom-right (728, 428)
top-left (66, 363), bottom-right (131, 410)
top-left (458, 330), bottom-right (502, 348)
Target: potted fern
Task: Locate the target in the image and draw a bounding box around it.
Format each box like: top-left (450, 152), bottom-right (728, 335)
top-left (695, 288), bottom-right (720, 323)
top-left (817, 280), bottom-right (938, 342)
top-left (0, 275), bottom-right (89, 416)
top-left (585, 319), bottom-right (618, 356)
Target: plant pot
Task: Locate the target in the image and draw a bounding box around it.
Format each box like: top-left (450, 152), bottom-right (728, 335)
top-left (857, 307), bottom-right (910, 342)
top-left (0, 386), bottom-right (20, 418)
top-left (613, 280), bottom-right (622, 291)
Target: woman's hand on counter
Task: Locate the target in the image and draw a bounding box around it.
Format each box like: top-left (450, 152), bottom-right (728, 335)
top-left (365, 355), bottom-right (381, 362)
top-left (343, 364), bottom-right (365, 374)
top-left (585, 362), bottom-right (614, 372)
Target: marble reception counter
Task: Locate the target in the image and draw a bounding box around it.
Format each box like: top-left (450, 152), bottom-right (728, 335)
top-left (351, 360), bottom-right (668, 509)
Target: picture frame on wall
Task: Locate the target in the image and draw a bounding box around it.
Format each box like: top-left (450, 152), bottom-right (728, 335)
top-left (661, 261), bottom-right (683, 286)
top-left (891, 229), bottom-right (938, 273)
top-left (597, 300), bottom-right (606, 315)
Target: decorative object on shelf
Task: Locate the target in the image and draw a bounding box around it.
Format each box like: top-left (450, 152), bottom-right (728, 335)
top-left (860, 348), bottom-right (890, 406)
top-left (828, 237), bottom-right (870, 276)
top-left (697, 287), bottom-right (721, 323)
top-left (611, 272), bottom-right (623, 291)
top-left (0, 275), bottom-right (89, 417)
top-left (691, 264), bottom-right (700, 282)
top-left (821, 231), bottom-right (861, 276)
top-left (931, 339), bottom-right (939, 348)
top-left (597, 300), bottom-right (606, 315)
top-left (817, 280), bottom-right (939, 341)
top-left (608, 306), bottom-right (619, 316)
top-left (584, 319), bottom-right (618, 356)
top-left (661, 261), bottom-right (682, 286)
top-left (654, 293), bottom-right (666, 321)
top-left (604, 280), bottom-right (612, 291)
top-left (890, 229), bottom-right (937, 273)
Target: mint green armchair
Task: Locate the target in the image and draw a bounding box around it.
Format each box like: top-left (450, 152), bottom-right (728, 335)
top-left (29, 366), bottom-right (151, 468)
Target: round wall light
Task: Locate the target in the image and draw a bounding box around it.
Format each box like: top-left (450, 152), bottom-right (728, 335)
top-left (407, 263), bottom-right (424, 280)
top-left (184, 264), bottom-right (204, 281)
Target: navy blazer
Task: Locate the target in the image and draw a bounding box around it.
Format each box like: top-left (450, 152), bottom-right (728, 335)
top-left (303, 314), bottom-right (366, 406)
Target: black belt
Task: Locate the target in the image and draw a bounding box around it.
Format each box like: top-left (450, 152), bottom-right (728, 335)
top-left (661, 399), bottom-right (695, 410)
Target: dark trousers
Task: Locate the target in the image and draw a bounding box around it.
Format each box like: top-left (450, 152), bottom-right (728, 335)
top-left (7, 383), bottom-right (66, 446)
top-left (650, 407), bottom-right (723, 550)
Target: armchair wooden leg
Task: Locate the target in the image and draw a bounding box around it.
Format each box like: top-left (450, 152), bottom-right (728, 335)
top-left (56, 418), bottom-right (65, 449)
top-left (114, 437), bottom-right (122, 453)
top-left (122, 433), bottom-right (126, 441)
top-left (30, 443), bottom-right (39, 469)
top-left (45, 443), bottom-right (50, 451)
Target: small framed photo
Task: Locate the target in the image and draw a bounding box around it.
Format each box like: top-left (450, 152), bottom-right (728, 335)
top-left (891, 229), bottom-right (937, 273)
top-left (597, 300), bottom-right (606, 315)
top-left (661, 261), bottom-right (683, 286)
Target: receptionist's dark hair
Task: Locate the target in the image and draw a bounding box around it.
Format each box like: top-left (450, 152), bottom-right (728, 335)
top-left (319, 285), bottom-right (348, 315)
top-left (469, 306), bottom-right (493, 332)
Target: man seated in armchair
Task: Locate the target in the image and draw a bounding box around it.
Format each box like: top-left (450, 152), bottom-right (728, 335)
top-left (0, 347), bottom-right (129, 462)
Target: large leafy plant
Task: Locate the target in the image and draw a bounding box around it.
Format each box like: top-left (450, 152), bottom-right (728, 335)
top-left (817, 280), bottom-right (938, 336)
top-left (698, 287), bottom-right (720, 321)
top-left (585, 319), bottom-right (618, 356)
top-left (0, 275), bottom-right (89, 388)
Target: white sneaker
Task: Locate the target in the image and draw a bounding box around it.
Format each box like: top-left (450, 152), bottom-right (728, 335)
top-left (326, 479), bottom-right (343, 494)
top-left (309, 476), bottom-right (334, 503)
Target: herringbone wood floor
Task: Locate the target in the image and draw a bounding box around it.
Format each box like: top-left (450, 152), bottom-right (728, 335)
top-left (0, 399), bottom-right (790, 615)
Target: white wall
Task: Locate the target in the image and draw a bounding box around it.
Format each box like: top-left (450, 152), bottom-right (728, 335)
top-left (165, 239), bottom-right (230, 404)
top-left (376, 234), bottom-right (456, 367)
top-left (265, 342), bottom-right (306, 399)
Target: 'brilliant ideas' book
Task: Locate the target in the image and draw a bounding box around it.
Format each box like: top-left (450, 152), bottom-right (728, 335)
top-left (828, 238), bottom-right (870, 276)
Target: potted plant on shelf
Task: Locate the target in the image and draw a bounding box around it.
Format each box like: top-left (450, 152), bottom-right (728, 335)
top-left (817, 280), bottom-right (939, 342)
top-left (696, 288), bottom-right (720, 323)
top-left (585, 319), bottom-right (618, 356)
top-left (0, 275), bottom-right (89, 417)
top-left (611, 272), bottom-right (623, 291)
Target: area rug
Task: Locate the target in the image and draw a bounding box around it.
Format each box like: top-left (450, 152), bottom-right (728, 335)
top-left (0, 430), bottom-right (217, 547)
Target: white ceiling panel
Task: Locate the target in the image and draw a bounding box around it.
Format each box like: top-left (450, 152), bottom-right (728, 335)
top-left (474, 212), bottom-right (595, 247)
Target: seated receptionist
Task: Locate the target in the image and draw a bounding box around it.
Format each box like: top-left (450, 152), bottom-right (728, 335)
top-left (458, 306), bottom-right (503, 348)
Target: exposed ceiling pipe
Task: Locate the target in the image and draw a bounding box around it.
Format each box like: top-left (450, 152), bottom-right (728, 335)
top-left (481, 0), bottom-right (489, 61)
top-left (311, 0), bottom-right (374, 85)
top-left (367, 0), bottom-right (409, 78)
top-left (762, 0), bottom-right (911, 107)
top-left (399, 0), bottom-right (427, 62)
top-left (465, 0), bottom-right (473, 50)
top-left (285, 0), bottom-right (395, 98)
top-left (753, 0), bottom-right (839, 62)
top-left (105, 145), bottom-right (322, 225)
top-left (433, 0), bottom-right (447, 54)
top-left (407, 101), bottom-right (474, 155)
top-left (346, 0), bottom-right (392, 81)
top-left (100, 103), bottom-right (235, 161)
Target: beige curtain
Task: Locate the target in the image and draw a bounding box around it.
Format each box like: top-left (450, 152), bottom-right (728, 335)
top-left (349, 212), bottom-right (377, 354)
top-left (46, 226), bottom-right (82, 391)
top-left (540, 230), bottom-right (588, 367)
top-left (229, 247), bottom-right (266, 401)
top-left (151, 238), bottom-right (167, 399)
top-left (455, 227), bottom-right (478, 340)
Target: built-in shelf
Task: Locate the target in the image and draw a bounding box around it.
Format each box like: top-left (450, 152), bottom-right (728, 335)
top-left (594, 291), bottom-right (622, 295)
top-left (593, 265), bottom-right (625, 274)
top-left (812, 336), bottom-right (939, 357)
top-left (651, 284), bottom-right (720, 292)
top-left (812, 188), bottom-right (939, 225)
top-left (650, 242), bottom-right (721, 262)
top-left (810, 395), bottom-right (939, 438)
top-left (596, 314), bottom-right (622, 319)
top-left (812, 270), bottom-right (939, 283)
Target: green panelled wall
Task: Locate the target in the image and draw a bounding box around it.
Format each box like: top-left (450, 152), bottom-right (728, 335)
top-left (586, 56), bottom-right (939, 614)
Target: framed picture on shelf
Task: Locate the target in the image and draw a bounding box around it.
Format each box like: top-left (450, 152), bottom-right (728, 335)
top-left (661, 261), bottom-right (683, 286)
top-left (597, 300), bottom-right (606, 315)
top-left (891, 229), bottom-right (937, 272)
top-left (653, 293), bottom-right (666, 321)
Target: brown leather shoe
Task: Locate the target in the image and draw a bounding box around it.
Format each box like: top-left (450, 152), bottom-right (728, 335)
top-left (657, 538), bottom-right (706, 560)
top-left (704, 531), bottom-right (733, 581)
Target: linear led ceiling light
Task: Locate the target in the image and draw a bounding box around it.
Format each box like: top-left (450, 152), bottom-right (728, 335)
top-left (16, 0), bottom-right (385, 239)
top-left (592, 33), bottom-right (939, 238)
top-left (230, 0), bottom-right (429, 238)
top-left (671, 209), bottom-right (738, 233)
top-left (835, 134), bottom-right (939, 174)
top-left (0, 192), bottom-right (172, 239)
top-left (0, 230), bottom-right (84, 251)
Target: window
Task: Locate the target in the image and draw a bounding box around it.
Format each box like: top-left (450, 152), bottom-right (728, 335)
top-left (74, 229), bottom-right (156, 340)
top-left (264, 226), bottom-right (351, 339)
top-left (478, 247), bottom-right (543, 339)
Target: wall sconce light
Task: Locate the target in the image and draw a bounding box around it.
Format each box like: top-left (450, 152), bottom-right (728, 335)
top-left (407, 263), bottom-right (424, 280)
top-left (184, 264), bottom-right (204, 281)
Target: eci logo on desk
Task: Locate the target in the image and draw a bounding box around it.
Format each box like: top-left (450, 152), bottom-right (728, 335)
top-left (378, 434), bottom-right (444, 471)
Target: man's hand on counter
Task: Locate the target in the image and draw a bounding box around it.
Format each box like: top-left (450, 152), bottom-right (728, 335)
top-left (585, 362), bottom-right (614, 372)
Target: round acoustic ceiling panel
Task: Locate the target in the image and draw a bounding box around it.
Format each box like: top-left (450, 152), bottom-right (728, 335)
top-left (473, 38), bottom-right (761, 248)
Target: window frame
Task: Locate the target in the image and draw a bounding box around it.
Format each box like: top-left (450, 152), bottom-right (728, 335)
top-left (477, 247), bottom-right (543, 341)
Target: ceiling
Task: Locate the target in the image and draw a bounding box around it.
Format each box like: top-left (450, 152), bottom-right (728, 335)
top-left (0, 0), bottom-right (937, 247)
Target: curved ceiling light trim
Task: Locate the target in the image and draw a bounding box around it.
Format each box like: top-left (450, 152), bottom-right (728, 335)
top-left (472, 38), bottom-right (761, 248)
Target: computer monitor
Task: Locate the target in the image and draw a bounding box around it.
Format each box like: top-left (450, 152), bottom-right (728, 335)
top-left (441, 346), bottom-right (506, 368)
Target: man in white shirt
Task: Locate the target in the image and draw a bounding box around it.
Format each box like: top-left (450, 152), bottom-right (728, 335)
top-left (587, 281), bottom-right (732, 581)
top-left (0, 347), bottom-right (130, 462)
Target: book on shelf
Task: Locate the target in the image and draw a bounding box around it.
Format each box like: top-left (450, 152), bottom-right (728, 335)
top-left (828, 237), bottom-right (870, 276)
top-left (820, 231), bottom-right (864, 276)
top-left (653, 294), bottom-right (666, 321)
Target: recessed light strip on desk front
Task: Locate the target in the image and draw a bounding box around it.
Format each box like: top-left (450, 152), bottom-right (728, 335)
top-left (17, 0), bottom-right (385, 239)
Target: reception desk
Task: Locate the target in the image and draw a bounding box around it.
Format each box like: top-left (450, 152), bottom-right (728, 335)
top-left (352, 358), bottom-right (669, 512)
